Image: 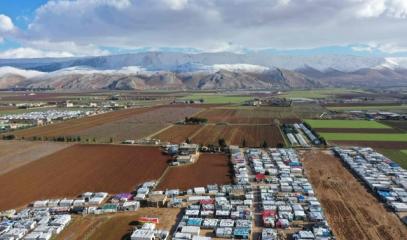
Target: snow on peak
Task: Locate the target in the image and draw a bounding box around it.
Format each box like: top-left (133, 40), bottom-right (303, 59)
top-left (0, 66), bottom-right (45, 78)
top-left (50, 66), bottom-right (148, 75)
top-left (378, 57), bottom-right (407, 70)
top-left (210, 64), bottom-right (270, 72)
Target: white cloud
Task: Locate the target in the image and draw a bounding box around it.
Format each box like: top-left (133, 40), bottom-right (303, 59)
top-left (163, 0), bottom-right (189, 10)
top-left (355, 0), bottom-right (407, 18)
top-left (0, 14), bottom-right (14, 32)
top-left (1, 0), bottom-right (407, 57)
top-left (0, 47), bottom-right (74, 59)
top-left (24, 40), bottom-right (109, 56)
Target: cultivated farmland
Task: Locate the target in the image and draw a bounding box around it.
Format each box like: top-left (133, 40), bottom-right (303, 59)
top-left (10, 105), bottom-right (203, 143)
top-left (303, 150), bottom-right (407, 240)
top-left (153, 125), bottom-right (204, 143)
top-left (196, 107), bottom-right (299, 124)
top-left (157, 153), bottom-right (233, 190)
top-left (0, 145), bottom-right (169, 211)
top-left (319, 133), bottom-right (407, 142)
top-left (0, 140), bottom-right (72, 175)
top-left (331, 140), bottom-right (407, 149)
top-left (191, 125), bottom-right (285, 147)
top-left (305, 119), bottom-right (391, 129)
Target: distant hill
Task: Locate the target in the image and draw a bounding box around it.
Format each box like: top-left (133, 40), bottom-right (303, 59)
top-left (0, 52), bottom-right (406, 90)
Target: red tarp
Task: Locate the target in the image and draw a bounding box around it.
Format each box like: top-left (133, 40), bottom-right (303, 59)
top-left (138, 217), bottom-right (160, 224)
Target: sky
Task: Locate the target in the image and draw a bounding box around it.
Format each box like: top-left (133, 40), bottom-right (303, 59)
top-left (0, 0), bottom-right (407, 58)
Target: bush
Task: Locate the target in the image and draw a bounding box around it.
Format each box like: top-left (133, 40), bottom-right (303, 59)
top-left (2, 134), bottom-right (15, 140)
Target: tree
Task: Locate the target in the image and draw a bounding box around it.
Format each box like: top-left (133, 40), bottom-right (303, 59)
top-left (185, 137), bottom-right (191, 144)
top-left (261, 140), bottom-right (268, 148)
top-left (33, 136), bottom-right (37, 141)
top-left (276, 143), bottom-right (284, 148)
top-left (110, 137), bottom-right (113, 143)
top-left (241, 138), bottom-right (247, 148)
top-left (77, 136), bottom-right (81, 142)
top-left (2, 134), bottom-right (15, 140)
top-left (92, 137), bottom-right (96, 142)
top-left (218, 138), bottom-right (227, 148)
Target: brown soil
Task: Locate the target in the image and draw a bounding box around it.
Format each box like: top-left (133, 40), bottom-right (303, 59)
top-left (9, 105), bottom-right (202, 143)
top-left (196, 108), bottom-right (297, 124)
top-left (56, 208), bottom-right (181, 240)
top-left (315, 128), bottom-right (401, 133)
top-left (0, 145), bottom-right (169, 211)
top-left (157, 153), bottom-right (233, 190)
top-left (380, 120), bottom-right (407, 132)
top-left (154, 125), bottom-right (204, 144)
top-left (10, 107), bottom-right (157, 139)
top-left (0, 140), bottom-right (71, 175)
top-left (192, 125), bottom-right (285, 147)
top-left (330, 140), bottom-right (407, 149)
top-left (302, 150), bottom-right (407, 240)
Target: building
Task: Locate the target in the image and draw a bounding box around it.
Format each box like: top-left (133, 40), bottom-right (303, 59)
top-left (176, 155), bottom-right (194, 164)
top-left (179, 143), bottom-right (199, 155)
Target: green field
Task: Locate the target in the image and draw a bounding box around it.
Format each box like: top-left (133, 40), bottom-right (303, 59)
top-left (377, 149), bottom-right (407, 169)
top-left (280, 88), bottom-right (367, 99)
top-left (320, 133), bottom-right (407, 141)
top-left (305, 119), bottom-right (391, 129)
top-left (180, 93), bottom-right (251, 104)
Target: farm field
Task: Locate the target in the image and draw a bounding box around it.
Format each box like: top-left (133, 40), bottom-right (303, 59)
top-left (179, 93), bottom-right (251, 104)
top-left (331, 140), bottom-right (407, 149)
top-left (279, 88), bottom-right (367, 99)
top-left (153, 125), bottom-right (203, 143)
top-left (0, 145), bottom-right (169, 211)
top-left (0, 140), bottom-right (72, 175)
top-left (320, 133), bottom-right (407, 141)
top-left (314, 128), bottom-right (400, 133)
top-left (196, 107), bottom-right (299, 124)
top-left (73, 106), bottom-right (202, 143)
top-left (327, 104), bottom-right (407, 112)
top-left (303, 150), bottom-right (407, 240)
top-left (157, 153), bottom-right (233, 190)
top-left (56, 208), bottom-right (180, 240)
top-left (9, 105), bottom-right (202, 143)
top-left (380, 120), bottom-right (407, 132)
top-left (191, 125), bottom-right (285, 147)
top-left (305, 119), bottom-right (391, 129)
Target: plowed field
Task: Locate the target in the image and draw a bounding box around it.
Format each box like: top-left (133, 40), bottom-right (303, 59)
top-left (10, 106), bottom-right (202, 143)
top-left (0, 145), bottom-right (169, 211)
top-left (154, 125), bottom-right (203, 143)
top-left (192, 125), bottom-right (284, 147)
top-left (0, 140), bottom-right (71, 175)
top-left (157, 153), bottom-right (232, 190)
top-left (303, 150), bottom-right (407, 240)
top-left (331, 140), bottom-right (407, 149)
top-left (196, 108), bottom-right (298, 124)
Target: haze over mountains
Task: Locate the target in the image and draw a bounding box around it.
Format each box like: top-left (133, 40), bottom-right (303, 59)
top-left (0, 52), bottom-right (406, 90)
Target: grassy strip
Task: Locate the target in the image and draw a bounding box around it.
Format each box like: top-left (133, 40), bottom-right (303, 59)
top-left (305, 119), bottom-right (391, 129)
top-left (320, 133), bottom-right (407, 141)
top-left (279, 88), bottom-right (367, 99)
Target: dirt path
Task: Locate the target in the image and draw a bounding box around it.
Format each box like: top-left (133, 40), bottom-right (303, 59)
top-left (302, 150), bottom-right (407, 240)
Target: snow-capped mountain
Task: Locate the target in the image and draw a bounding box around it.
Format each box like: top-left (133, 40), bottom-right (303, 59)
top-left (0, 52), bottom-right (406, 90)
